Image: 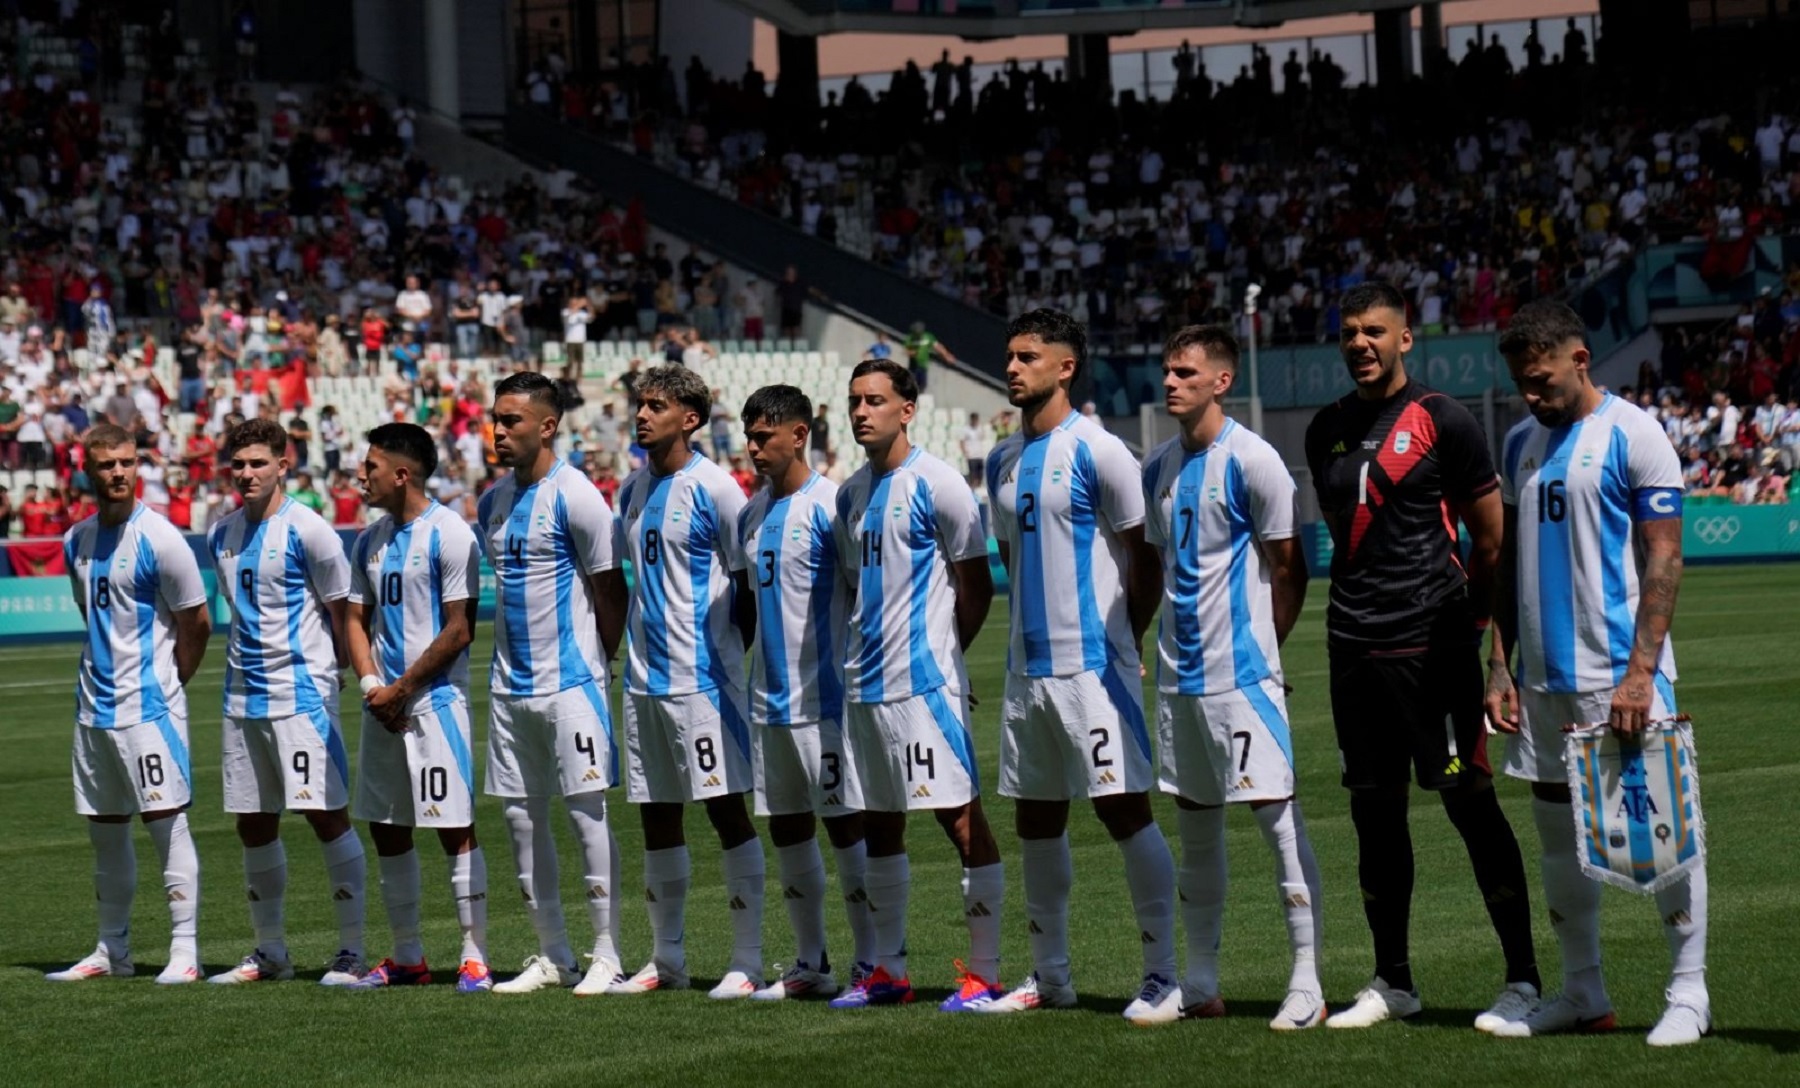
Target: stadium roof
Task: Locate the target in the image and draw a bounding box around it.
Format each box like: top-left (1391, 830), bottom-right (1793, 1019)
top-left (730, 0), bottom-right (1424, 39)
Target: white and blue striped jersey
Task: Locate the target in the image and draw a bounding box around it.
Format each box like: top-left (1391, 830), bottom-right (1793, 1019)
top-left (835, 446), bottom-right (987, 703)
top-left (476, 459), bottom-right (617, 698)
top-left (1502, 393), bottom-right (1681, 694)
top-left (209, 497), bottom-right (352, 718)
top-left (987, 411), bottom-right (1143, 677)
top-left (1142, 420), bottom-right (1298, 696)
top-left (615, 451), bottom-right (750, 697)
top-left (349, 501), bottom-right (481, 715)
top-left (65, 504), bottom-right (208, 729)
top-left (739, 473), bottom-right (845, 725)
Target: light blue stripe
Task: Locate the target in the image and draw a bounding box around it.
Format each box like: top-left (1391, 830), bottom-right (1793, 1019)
top-left (426, 523), bottom-right (453, 705)
top-left (707, 686), bottom-right (752, 762)
top-left (435, 703), bottom-right (474, 794)
top-left (1536, 426), bottom-right (1577, 691)
top-left (1224, 456), bottom-right (1274, 689)
top-left (640, 475), bottom-right (673, 692)
top-left (1242, 680), bottom-right (1295, 768)
top-left (905, 480), bottom-right (943, 694)
top-left (689, 483), bottom-right (721, 691)
top-left (1172, 452), bottom-right (1207, 694)
top-left (133, 528), bottom-right (168, 724)
top-left (1654, 672), bottom-right (1677, 716)
top-left (1016, 434), bottom-right (1052, 674)
top-left (310, 706), bottom-right (351, 793)
top-left (552, 491), bottom-right (591, 688)
top-left (923, 689), bottom-right (977, 787)
top-left (283, 525), bottom-right (325, 715)
top-left (87, 524), bottom-right (119, 727)
top-left (1071, 441), bottom-right (1107, 672)
top-left (1667, 733), bottom-right (1697, 865)
top-left (150, 714), bottom-right (192, 789)
top-left (378, 523), bottom-right (408, 687)
top-left (1098, 658), bottom-right (1152, 761)
top-left (576, 680), bottom-right (619, 786)
top-left (498, 481), bottom-right (537, 693)
top-left (1598, 427), bottom-right (1637, 685)
top-left (758, 498), bottom-right (793, 720)
top-left (235, 518), bottom-right (271, 718)
top-left (810, 503), bottom-right (842, 720)
top-left (856, 475), bottom-right (892, 702)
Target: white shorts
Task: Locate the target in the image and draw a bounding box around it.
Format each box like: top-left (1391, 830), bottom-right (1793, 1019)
top-left (354, 700), bottom-right (477, 828)
top-left (1503, 677), bottom-right (1678, 784)
top-left (73, 710), bottom-right (193, 817)
top-left (1156, 677), bottom-right (1297, 806)
top-left (486, 683), bottom-right (617, 798)
top-left (753, 719), bottom-right (862, 818)
top-left (222, 704), bottom-right (351, 814)
top-left (846, 690), bottom-right (978, 812)
top-left (623, 687), bottom-right (754, 803)
top-left (999, 662), bottom-right (1154, 801)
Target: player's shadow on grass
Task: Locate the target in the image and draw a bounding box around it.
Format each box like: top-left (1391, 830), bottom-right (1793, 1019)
top-left (1714, 1028), bottom-right (1800, 1054)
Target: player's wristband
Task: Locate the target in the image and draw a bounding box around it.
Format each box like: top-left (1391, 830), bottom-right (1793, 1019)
top-left (359, 675), bottom-right (381, 697)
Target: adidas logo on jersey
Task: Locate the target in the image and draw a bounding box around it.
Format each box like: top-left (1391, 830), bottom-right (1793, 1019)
top-left (587, 884), bottom-right (609, 901)
top-left (784, 886), bottom-right (805, 901)
top-left (911, 784), bottom-right (931, 799)
top-left (145, 791), bottom-right (163, 802)
top-left (823, 794), bottom-right (840, 806)
top-left (1097, 770), bottom-right (1117, 785)
top-left (728, 896), bottom-right (748, 911)
top-left (294, 789), bottom-right (313, 801)
top-left (582, 769), bottom-right (602, 782)
top-left (966, 902), bottom-right (991, 918)
top-left (424, 805), bottom-right (441, 818)
top-left (1234, 776), bottom-right (1255, 791)
top-left (702, 774), bottom-right (721, 788)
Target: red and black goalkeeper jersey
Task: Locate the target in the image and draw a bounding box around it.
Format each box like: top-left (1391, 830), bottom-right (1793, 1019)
top-left (1304, 381), bottom-right (1498, 650)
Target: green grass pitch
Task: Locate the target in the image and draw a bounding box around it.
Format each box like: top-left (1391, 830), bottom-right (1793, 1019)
top-left (2, 565), bottom-right (1796, 1086)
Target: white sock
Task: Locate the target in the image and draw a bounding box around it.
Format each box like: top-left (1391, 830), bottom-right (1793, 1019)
top-left (833, 841), bottom-right (875, 968)
top-left (1656, 865), bottom-right (1708, 1002)
top-left (1532, 797), bottom-right (1607, 1009)
top-left (377, 850), bottom-right (424, 965)
top-left (643, 845), bottom-right (691, 972)
top-left (89, 820), bottom-right (135, 961)
top-left (864, 853), bottom-right (910, 978)
top-left (1020, 835), bottom-right (1073, 986)
top-left (1117, 822), bottom-right (1178, 981)
top-left (504, 797), bottom-right (574, 967)
top-left (449, 847), bottom-right (488, 965)
top-left (1253, 800), bottom-right (1322, 995)
top-left (721, 839), bottom-right (767, 977)
top-left (145, 812), bottom-right (200, 966)
top-left (322, 829), bottom-right (367, 957)
top-left (777, 839), bottom-right (829, 968)
top-left (1177, 806), bottom-right (1227, 999)
top-left (962, 862), bottom-right (1004, 984)
top-left (565, 792), bottom-right (619, 964)
top-left (243, 839), bottom-right (289, 960)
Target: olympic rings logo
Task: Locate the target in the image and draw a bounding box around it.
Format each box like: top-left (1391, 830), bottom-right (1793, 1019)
top-left (1693, 516), bottom-right (1741, 545)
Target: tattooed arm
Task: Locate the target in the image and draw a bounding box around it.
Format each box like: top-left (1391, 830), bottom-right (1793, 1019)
top-left (1610, 517), bottom-right (1683, 735)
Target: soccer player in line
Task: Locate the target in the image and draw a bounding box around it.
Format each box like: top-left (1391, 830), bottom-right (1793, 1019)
top-left (737, 385), bottom-right (877, 1000)
top-left (1486, 300), bottom-right (1709, 1046)
top-left (604, 365), bottom-right (767, 999)
top-left (827, 358), bottom-right (1004, 1011)
top-left (477, 372), bottom-right (627, 995)
top-left (981, 311), bottom-right (1180, 1022)
top-left (1138, 326), bottom-right (1326, 1029)
top-left (1302, 282), bottom-right (1542, 1030)
top-left (207, 417), bottom-right (369, 986)
top-left (341, 424), bottom-right (491, 992)
top-left (48, 425), bottom-right (210, 985)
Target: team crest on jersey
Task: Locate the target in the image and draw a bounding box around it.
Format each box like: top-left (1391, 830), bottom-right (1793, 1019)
top-left (1581, 448), bottom-right (1596, 467)
top-left (891, 503), bottom-right (904, 518)
top-left (1206, 484), bottom-right (1221, 503)
top-left (265, 547), bottom-right (279, 560)
top-left (1393, 430), bottom-right (1412, 454)
top-left (790, 525), bottom-right (803, 541)
top-left (1050, 467), bottom-right (1065, 485)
